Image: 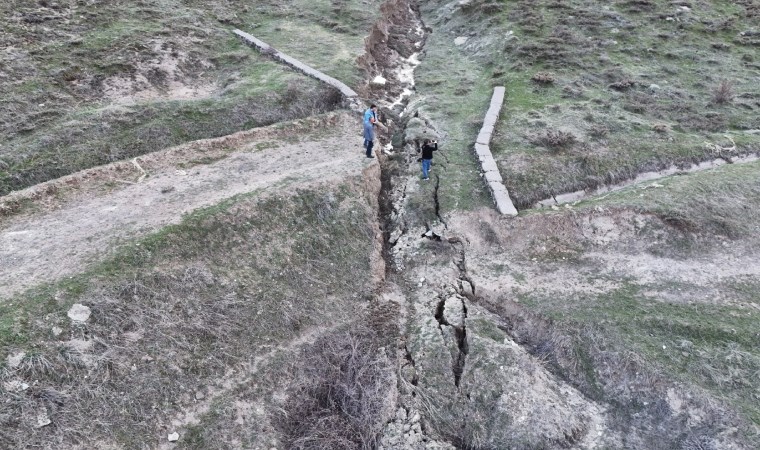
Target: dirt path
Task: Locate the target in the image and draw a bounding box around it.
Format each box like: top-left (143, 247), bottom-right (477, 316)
top-left (0, 113), bottom-right (371, 299)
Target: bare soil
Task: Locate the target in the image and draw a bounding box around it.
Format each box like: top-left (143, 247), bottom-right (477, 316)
top-left (0, 112), bottom-right (372, 299)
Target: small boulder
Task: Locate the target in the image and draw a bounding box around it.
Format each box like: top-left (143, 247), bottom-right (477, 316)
top-left (6, 351), bottom-right (25, 368)
top-left (168, 432), bottom-right (179, 442)
top-left (454, 36), bottom-right (468, 46)
top-left (371, 75), bottom-right (387, 86)
top-left (67, 304), bottom-right (91, 323)
top-left (36, 410), bottom-right (51, 428)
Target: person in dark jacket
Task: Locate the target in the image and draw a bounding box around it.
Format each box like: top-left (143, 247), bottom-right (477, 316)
top-left (420, 139), bottom-right (437, 180)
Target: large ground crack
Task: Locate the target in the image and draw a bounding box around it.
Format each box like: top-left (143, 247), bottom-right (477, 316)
top-left (433, 174), bottom-right (448, 228)
top-left (434, 295), bottom-right (469, 388)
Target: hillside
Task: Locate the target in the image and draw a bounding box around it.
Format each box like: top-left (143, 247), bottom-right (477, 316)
top-left (2, 0), bottom-right (760, 449)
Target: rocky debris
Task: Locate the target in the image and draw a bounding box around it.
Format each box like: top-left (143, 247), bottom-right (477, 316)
top-left (67, 303), bottom-right (91, 323)
top-left (3, 379), bottom-right (30, 392)
top-left (439, 295), bottom-right (465, 328)
top-left (380, 407), bottom-right (455, 450)
top-left (372, 75), bottom-right (388, 86)
top-left (167, 432), bottom-right (179, 442)
top-left (51, 326), bottom-right (63, 336)
top-left (454, 36), bottom-right (468, 46)
top-left (407, 296), bottom-right (605, 448)
top-left (6, 351), bottom-right (26, 368)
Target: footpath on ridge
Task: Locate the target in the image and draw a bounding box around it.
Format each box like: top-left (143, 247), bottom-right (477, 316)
top-left (0, 113), bottom-right (372, 299)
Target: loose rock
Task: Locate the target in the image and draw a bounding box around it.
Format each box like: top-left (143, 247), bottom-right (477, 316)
top-left (67, 303), bottom-right (91, 323)
top-left (36, 410), bottom-right (51, 428)
top-left (6, 351), bottom-right (26, 368)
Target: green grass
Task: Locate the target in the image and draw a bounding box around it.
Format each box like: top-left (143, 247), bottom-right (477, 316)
top-left (404, 3), bottom-right (506, 220)
top-left (0, 0), bottom-right (378, 195)
top-left (575, 159), bottom-right (760, 237)
top-left (522, 281), bottom-right (760, 425)
top-left (423, 0), bottom-right (760, 208)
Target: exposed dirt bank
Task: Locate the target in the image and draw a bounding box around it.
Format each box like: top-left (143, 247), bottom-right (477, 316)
top-left (0, 112), bottom-right (373, 299)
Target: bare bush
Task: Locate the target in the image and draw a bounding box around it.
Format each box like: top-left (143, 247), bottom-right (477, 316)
top-left (712, 80), bottom-right (734, 105)
top-left (588, 124), bottom-right (610, 139)
top-left (653, 124), bottom-right (669, 133)
top-left (275, 327), bottom-right (393, 450)
top-left (531, 71), bottom-right (556, 85)
top-left (609, 79), bottom-right (635, 91)
top-left (532, 129), bottom-right (577, 150)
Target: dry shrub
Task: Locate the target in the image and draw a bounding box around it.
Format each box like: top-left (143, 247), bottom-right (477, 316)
top-left (711, 42), bottom-right (731, 51)
top-left (609, 79), bottom-right (635, 91)
top-left (532, 129), bottom-right (577, 150)
top-left (531, 71), bottom-right (556, 85)
top-left (712, 80), bottom-right (734, 105)
top-left (621, 0), bottom-right (656, 13)
top-left (588, 124), bottom-right (610, 139)
top-left (275, 326), bottom-right (393, 450)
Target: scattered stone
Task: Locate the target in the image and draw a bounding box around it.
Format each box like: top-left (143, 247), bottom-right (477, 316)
top-left (67, 303), bottom-right (91, 323)
top-left (371, 75), bottom-right (387, 86)
top-left (36, 410), bottom-right (51, 428)
top-left (168, 432), bottom-right (179, 442)
top-left (6, 351), bottom-right (26, 368)
top-left (3, 380), bottom-right (29, 392)
top-left (141, 355), bottom-right (155, 363)
top-left (160, 186), bottom-right (176, 194)
top-left (461, 280), bottom-right (475, 297)
top-left (649, 83), bottom-right (660, 91)
top-left (51, 326), bottom-right (63, 337)
top-left (454, 36), bottom-right (468, 46)
top-left (195, 391), bottom-right (205, 400)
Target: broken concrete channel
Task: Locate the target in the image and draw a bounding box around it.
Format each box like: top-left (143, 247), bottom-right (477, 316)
top-left (232, 29), bottom-right (359, 101)
top-left (474, 86), bottom-right (518, 216)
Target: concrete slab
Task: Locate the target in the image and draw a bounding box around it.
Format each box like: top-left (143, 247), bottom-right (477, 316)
top-left (484, 170), bottom-right (503, 183)
top-left (493, 190), bottom-right (518, 216)
top-left (474, 143), bottom-right (491, 157)
top-left (481, 158), bottom-right (498, 173)
top-left (476, 130), bottom-right (492, 145)
top-left (234, 29), bottom-right (358, 98)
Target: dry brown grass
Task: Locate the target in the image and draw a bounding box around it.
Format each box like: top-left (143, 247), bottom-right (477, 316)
top-left (0, 180), bottom-right (378, 448)
top-left (530, 71), bottom-right (556, 85)
top-left (712, 80), bottom-right (735, 105)
top-left (531, 129), bottom-right (577, 151)
top-left (275, 326), bottom-right (394, 450)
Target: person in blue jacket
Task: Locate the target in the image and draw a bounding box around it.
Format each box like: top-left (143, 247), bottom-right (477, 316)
top-left (363, 104), bottom-right (378, 158)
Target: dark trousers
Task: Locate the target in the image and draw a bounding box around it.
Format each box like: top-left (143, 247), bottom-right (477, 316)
top-left (364, 139), bottom-right (374, 157)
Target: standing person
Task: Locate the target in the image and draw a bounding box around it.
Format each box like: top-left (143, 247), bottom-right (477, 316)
top-left (420, 138), bottom-right (437, 180)
top-left (363, 104), bottom-right (378, 158)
